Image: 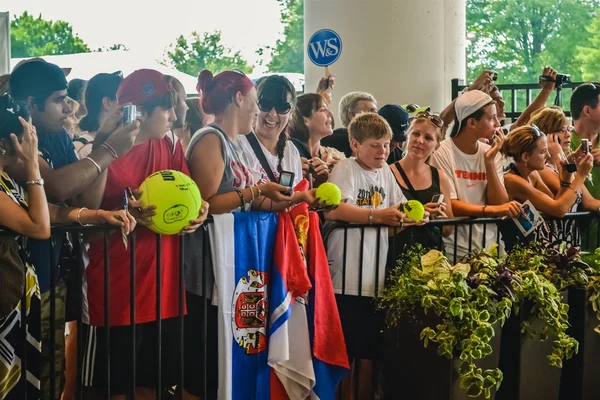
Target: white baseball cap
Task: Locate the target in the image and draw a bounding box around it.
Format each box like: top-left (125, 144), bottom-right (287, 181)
top-left (453, 90), bottom-right (494, 135)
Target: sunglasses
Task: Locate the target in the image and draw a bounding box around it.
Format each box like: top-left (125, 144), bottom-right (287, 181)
top-left (531, 124), bottom-right (542, 137)
top-left (415, 111), bottom-right (444, 129)
top-left (258, 98), bottom-right (292, 114)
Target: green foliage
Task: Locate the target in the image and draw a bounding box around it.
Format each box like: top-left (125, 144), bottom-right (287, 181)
top-left (381, 244), bottom-right (583, 398)
top-left (163, 31), bottom-right (254, 76)
top-left (466, 0), bottom-right (600, 83)
top-left (381, 247), bottom-right (514, 398)
top-left (575, 14), bottom-right (600, 82)
top-left (10, 12), bottom-right (90, 58)
top-left (259, 0), bottom-right (304, 73)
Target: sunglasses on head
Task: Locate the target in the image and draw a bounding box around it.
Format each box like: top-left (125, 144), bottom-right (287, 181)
top-left (258, 98), bottom-right (292, 114)
top-left (415, 111), bottom-right (444, 129)
top-left (531, 124), bottom-right (542, 137)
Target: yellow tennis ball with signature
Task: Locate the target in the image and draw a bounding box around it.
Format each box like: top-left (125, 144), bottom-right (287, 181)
top-left (402, 200), bottom-right (425, 222)
top-left (315, 182), bottom-right (342, 206)
top-left (139, 170), bottom-right (202, 235)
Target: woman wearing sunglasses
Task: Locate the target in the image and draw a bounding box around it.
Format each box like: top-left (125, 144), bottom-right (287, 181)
top-left (239, 75), bottom-right (304, 188)
top-left (390, 112), bottom-right (454, 249)
top-left (500, 125), bottom-right (593, 250)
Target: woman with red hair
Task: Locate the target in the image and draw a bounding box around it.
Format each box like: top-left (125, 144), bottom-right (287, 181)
top-left (183, 70), bottom-right (316, 399)
top-left (187, 69), bottom-right (315, 213)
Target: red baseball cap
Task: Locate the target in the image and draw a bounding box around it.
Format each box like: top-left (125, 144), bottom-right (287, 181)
top-left (117, 69), bottom-right (172, 106)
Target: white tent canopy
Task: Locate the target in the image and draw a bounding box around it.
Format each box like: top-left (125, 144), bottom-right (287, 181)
top-left (10, 50), bottom-right (307, 94)
top-left (10, 50), bottom-right (200, 95)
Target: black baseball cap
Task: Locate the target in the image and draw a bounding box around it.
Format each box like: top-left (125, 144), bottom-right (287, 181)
top-left (379, 104), bottom-right (409, 143)
top-left (9, 60), bottom-right (68, 101)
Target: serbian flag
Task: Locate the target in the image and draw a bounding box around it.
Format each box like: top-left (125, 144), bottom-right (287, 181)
top-left (289, 182), bottom-right (350, 399)
top-left (268, 211), bottom-right (315, 399)
top-left (209, 212), bottom-right (276, 400)
top-left (209, 211), bottom-right (314, 400)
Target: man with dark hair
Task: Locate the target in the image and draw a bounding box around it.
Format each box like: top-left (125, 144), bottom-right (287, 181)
top-left (570, 82), bottom-right (600, 194)
top-left (8, 59), bottom-right (140, 398)
top-left (430, 90), bottom-right (521, 260)
top-left (570, 82), bottom-right (600, 248)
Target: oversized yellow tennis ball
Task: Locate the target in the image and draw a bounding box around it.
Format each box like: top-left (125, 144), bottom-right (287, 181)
top-left (139, 170), bottom-right (202, 235)
top-left (402, 200), bottom-right (425, 222)
top-left (315, 182), bottom-right (342, 206)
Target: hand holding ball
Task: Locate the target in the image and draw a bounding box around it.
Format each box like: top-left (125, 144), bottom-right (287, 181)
top-left (401, 200), bottom-right (425, 222)
top-left (315, 182), bottom-right (342, 206)
top-left (139, 170), bottom-right (202, 235)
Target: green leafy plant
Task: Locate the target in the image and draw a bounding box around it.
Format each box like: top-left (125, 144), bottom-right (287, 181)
top-left (505, 243), bottom-right (580, 367)
top-left (381, 246), bottom-right (514, 398)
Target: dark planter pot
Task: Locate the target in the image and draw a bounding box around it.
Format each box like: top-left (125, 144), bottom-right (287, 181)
top-left (559, 287), bottom-right (600, 400)
top-left (497, 290), bottom-right (568, 400)
top-left (381, 308), bottom-right (501, 400)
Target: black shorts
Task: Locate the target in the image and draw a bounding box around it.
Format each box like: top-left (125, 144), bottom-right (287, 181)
top-left (81, 318), bottom-right (182, 395)
top-left (184, 292), bottom-right (219, 397)
top-left (335, 294), bottom-right (385, 360)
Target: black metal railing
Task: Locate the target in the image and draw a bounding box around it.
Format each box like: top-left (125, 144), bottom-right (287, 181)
top-left (4, 212), bottom-right (600, 399)
top-left (451, 78), bottom-right (587, 121)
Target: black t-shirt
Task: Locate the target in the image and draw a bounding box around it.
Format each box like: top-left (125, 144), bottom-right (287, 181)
top-left (321, 128), bottom-right (352, 158)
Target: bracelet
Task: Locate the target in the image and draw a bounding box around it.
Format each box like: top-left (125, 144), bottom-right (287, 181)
top-left (560, 180), bottom-right (571, 188)
top-left (76, 207), bottom-right (88, 226)
top-left (250, 186), bottom-right (256, 202)
top-left (564, 185), bottom-right (577, 193)
top-left (84, 157), bottom-right (102, 175)
top-left (255, 185), bottom-right (262, 198)
top-left (235, 189), bottom-right (245, 210)
top-left (101, 143), bottom-right (118, 159)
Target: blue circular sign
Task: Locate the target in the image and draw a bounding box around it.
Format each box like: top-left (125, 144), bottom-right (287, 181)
top-left (307, 29), bottom-right (342, 67)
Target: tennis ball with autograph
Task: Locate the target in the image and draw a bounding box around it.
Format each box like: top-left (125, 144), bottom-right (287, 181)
top-left (315, 182), bottom-right (342, 206)
top-left (402, 200), bottom-right (425, 222)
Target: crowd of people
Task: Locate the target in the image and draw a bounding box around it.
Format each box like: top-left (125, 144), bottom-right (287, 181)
top-left (0, 56), bottom-right (599, 400)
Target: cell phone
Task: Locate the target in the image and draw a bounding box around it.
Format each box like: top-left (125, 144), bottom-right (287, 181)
top-left (279, 171), bottom-right (294, 196)
top-left (122, 104), bottom-right (140, 125)
top-left (565, 163), bottom-right (577, 173)
top-left (582, 139), bottom-right (590, 154)
top-left (491, 72), bottom-right (498, 81)
top-left (431, 194), bottom-right (444, 204)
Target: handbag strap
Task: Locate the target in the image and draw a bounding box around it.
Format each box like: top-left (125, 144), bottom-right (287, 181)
top-left (247, 132), bottom-right (278, 183)
top-left (394, 161), bottom-right (419, 199)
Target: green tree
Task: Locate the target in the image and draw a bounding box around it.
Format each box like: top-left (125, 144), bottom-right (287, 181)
top-left (164, 31), bottom-right (253, 76)
top-left (259, 0), bottom-right (304, 73)
top-left (10, 11), bottom-right (90, 58)
top-left (96, 44), bottom-right (129, 52)
top-left (575, 15), bottom-right (600, 82)
top-left (466, 0), bottom-right (600, 83)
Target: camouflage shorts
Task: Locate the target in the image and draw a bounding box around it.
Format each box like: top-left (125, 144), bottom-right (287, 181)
top-left (40, 281), bottom-right (66, 400)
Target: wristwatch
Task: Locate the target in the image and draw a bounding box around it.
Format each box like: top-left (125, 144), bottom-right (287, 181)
top-left (25, 178), bottom-right (44, 186)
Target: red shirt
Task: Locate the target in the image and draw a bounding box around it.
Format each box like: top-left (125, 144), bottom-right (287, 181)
top-left (87, 135), bottom-right (189, 326)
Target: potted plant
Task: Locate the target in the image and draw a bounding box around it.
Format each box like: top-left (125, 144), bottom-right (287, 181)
top-left (380, 245), bottom-right (516, 399)
top-left (498, 243), bottom-right (580, 400)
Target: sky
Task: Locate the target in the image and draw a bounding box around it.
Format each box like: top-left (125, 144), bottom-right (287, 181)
top-left (3, 0), bottom-right (285, 73)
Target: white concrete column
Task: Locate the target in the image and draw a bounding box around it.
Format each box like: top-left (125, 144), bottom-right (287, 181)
top-left (304, 0), bottom-right (466, 126)
top-left (0, 12), bottom-right (10, 75)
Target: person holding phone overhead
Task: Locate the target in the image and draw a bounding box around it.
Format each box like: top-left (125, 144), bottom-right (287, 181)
top-left (390, 111), bottom-right (454, 251)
